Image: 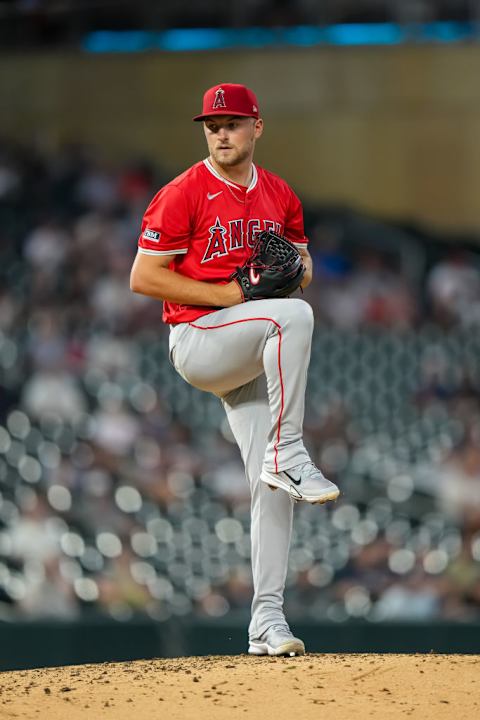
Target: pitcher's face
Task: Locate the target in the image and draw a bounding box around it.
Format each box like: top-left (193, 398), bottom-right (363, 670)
top-left (204, 116), bottom-right (263, 169)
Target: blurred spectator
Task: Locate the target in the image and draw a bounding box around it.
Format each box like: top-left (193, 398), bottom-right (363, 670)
top-left (435, 439), bottom-right (480, 524)
top-left (23, 219), bottom-right (69, 274)
top-left (319, 248), bottom-right (417, 330)
top-left (442, 531), bottom-right (480, 619)
top-left (26, 309), bottom-right (67, 370)
top-left (75, 160), bottom-right (119, 213)
top-left (18, 556), bottom-right (78, 619)
top-left (9, 492), bottom-right (60, 564)
top-left (427, 250), bottom-right (480, 327)
top-left (92, 397), bottom-right (141, 457)
top-left (21, 369), bottom-right (87, 422)
top-left (372, 568), bottom-right (442, 620)
top-left (415, 345), bottom-right (456, 407)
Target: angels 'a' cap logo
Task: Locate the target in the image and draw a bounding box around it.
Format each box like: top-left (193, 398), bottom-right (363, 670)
top-left (193, 83), bottom-right (260, 122)
top-left (212, 88), bottom-right (227, 110)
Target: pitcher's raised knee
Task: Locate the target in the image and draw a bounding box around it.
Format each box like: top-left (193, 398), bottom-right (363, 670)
top-left (274, 298), bottom-right (314, 331)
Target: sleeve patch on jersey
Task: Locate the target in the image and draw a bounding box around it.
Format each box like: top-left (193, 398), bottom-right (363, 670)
top-left (143, 229), bottom-right (161, 242)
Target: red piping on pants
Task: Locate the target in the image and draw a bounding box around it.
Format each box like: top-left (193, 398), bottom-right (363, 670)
top-left (188, 317), bottom-right (284, 473)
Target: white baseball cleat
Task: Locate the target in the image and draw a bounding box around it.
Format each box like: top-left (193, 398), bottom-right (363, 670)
top-left (248, 624), bottom-right (305, 657)
top-left (261, 461), bottom-right (340, 504)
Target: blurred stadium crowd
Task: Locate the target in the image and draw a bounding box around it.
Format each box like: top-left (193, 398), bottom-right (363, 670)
top-left (1, 138), bottom-right (480, 624)
top-left (1, 0), bottom-right (479, 47)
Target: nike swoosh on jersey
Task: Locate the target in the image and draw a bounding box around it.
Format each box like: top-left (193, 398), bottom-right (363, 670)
top-left (207, 191), bottom-right (223, 200)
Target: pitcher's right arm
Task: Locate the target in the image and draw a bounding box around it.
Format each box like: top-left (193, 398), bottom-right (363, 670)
top-left (130, 252), bottom-right (242, 307)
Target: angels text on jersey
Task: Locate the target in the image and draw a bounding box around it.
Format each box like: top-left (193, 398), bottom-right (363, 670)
top-left (201, 217), bottom-right (282, 263)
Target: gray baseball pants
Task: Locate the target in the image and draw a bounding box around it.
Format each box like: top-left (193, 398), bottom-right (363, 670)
top-left (168, 298), bottom-right (314, 640)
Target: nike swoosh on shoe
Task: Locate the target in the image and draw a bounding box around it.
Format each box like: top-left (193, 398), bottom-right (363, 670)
top-left (284, 470), bottom-right (301, 486)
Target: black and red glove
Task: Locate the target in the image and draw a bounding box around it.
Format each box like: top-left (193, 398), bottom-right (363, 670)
top-left (231, 230), bottom-right (305, 301)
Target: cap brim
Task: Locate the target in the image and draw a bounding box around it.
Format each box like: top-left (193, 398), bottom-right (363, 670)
top-left (193, 111), bottom-right (258, 122)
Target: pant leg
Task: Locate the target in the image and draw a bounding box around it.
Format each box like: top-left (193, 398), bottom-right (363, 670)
top-left (170, 298), bottom-right (314, 471)
top-left (221, 376), bottom-right (294, 640)
top-left (261, 299), bottom-right (314, 472)
top-left (169, 299), bottom-right (314, 637)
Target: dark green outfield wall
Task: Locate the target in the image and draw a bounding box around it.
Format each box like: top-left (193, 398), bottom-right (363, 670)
top-left (1, 619), bottom-right (479, 671)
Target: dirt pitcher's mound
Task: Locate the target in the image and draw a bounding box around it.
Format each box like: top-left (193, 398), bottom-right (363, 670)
top-left (1, 653), bottom-right (479, 719)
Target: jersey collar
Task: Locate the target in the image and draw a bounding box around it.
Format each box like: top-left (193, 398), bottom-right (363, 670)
top-left (203, 158), bottom-right (258, 193)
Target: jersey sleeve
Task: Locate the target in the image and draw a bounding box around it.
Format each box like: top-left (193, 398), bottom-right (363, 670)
top-left (138, 184), bottom-right (190, 256)
top-left (284, 188), bottom-right (308, 249)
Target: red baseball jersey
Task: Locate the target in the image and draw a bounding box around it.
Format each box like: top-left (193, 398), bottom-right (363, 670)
top-left (137, 158), bottom-right (308, 324)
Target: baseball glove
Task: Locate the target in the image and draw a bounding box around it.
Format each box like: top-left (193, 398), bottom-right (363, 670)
top-left (231, 230), bottom-right (305, 301)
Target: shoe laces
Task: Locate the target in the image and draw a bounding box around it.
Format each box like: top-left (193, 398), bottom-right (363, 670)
top-left (293, 461), bottom-right (321, 477)
top-left (270, 623), bottom-right (293, 636)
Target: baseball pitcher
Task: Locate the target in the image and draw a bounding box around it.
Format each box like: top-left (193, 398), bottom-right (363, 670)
top-left (130, 83), bottom-right (339, 656)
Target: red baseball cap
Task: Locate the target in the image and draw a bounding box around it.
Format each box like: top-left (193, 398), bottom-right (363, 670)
top-left (193, 83), bottom-right (260, 122)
